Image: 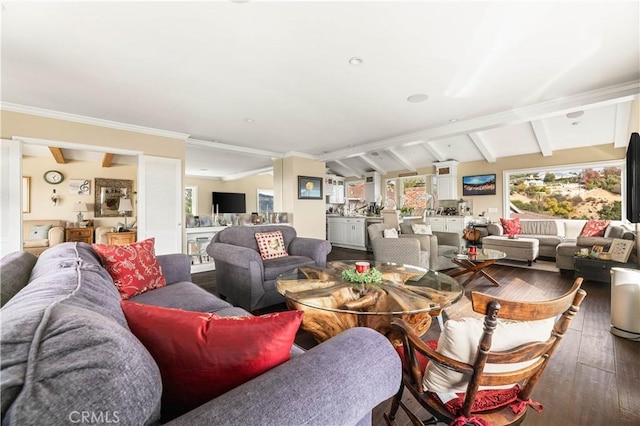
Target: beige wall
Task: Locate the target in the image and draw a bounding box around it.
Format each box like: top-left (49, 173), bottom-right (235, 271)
top-left (275, 156), bottom-right (326, 239)
top-left (184, 174), bottom-right (273, 217)
top-left (23, 156), bottom-right (137, 228)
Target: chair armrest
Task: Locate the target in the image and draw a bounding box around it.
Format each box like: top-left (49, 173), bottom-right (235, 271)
top-left (372, 238), bottom-right (422, 266)
top-left (156, 253), bottom-right (192, 284)
top-left (48, 226), bottom-right (65, 246)
top-left (207, 242), bottom-right (262, 268)
top-left (400, 234), bottom-right (435, 252)
top-left (432, 231), bottom-right (461, 249)
top-left (288, 237), bottom-right (332, 267)
top-left (487, 223), bottom-right (503, 236)
top-left (166, 327), bottom-right (401, 426)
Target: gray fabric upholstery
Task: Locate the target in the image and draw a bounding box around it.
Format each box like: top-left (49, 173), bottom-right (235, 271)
top-left (0, 251), bottom-right (37, 307)
top-left (1, 243), bottom-right (162, 425)
top-left (130, 281), bottom-right (233, 312)
top-left (207, 226), bottom-right (332, 312)
top-left (165, 327), bottom-right (401, 426)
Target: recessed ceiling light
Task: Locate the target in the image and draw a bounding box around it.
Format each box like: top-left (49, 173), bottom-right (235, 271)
top-left (200, 168), bottom-right (208, 171)
top-left (407, 94), bottom-right (428, 103)
top-left (371, 152), bottom-right (380, 156)
top-left (449, 118), bottom-right (459, 123)
top-left (244, 118), bottom-right (255, 123)
top-left (348, 57), bottom-right (363, 66)
top-left (571, 121), bottom-right (580, 126)
top-left (566, 111), bottom-right (584, 119)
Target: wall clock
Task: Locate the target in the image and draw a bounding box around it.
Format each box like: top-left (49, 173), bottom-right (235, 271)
top-left (44, 170), bottom-right (64, 184)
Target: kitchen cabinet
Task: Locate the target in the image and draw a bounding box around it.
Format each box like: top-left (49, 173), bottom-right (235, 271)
top-left (364, 172), bottom-right (381, 203)
top-left (186, 226), bottom-right (226, 273)
top-left (425, 216), bottom-right (472, 245)
top-left (326, 175), bottom-right (345, 203)
top-left (434, 160), bottom-right (459, 200)
top-left (327, 217), bottom-right (366, 250)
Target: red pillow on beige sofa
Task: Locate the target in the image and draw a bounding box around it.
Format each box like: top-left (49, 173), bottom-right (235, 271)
top-left (500, 218), bottom-right (522, 235)
top-left (579, 219), bottom-right (610, 237)
top-left (121, 302), bottom-right (303, 421)
top-left (92, 238), bottom-right (166, 299)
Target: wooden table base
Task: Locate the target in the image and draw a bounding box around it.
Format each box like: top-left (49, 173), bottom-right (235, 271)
top-left (448, 258), bottom-right (501, 287)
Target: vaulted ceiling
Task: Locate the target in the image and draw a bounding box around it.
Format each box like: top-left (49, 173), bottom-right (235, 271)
top-left (2, 1), bottom-right (639, 179)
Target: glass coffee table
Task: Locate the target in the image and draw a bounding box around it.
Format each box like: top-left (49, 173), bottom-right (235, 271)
top-left (444, 248), bottom-right (507, 287)
top-left (276, 260), bottom-right (463, 345)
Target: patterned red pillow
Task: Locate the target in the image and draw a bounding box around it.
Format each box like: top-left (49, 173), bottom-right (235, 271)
top-left (500, 218), bottom-right (522, 235)
top-left (120, 302), bottom-right (303, 422)
top-left (579, 219), bottom-right (610, 237)
top-left (255, 231), bottom-right (288, 260)
top-left (92, 238), bottom-right (166, 299)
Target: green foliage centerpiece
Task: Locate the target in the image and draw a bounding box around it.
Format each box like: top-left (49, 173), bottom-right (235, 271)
top-left (341, 267), bottom-right (383, 285)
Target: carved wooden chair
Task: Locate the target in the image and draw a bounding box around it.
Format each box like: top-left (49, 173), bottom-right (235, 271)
top-left (385, 277), bottom-right (585, 426)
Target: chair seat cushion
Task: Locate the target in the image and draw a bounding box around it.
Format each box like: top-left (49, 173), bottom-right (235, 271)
top-left (438, 245), bottom-right (458, 256)
top-left (23, 239), bottom-right (49, 248)
top-left (263, 256), bottom-right (316, 280)
top-left (435, 385), bottom-right (521, 415)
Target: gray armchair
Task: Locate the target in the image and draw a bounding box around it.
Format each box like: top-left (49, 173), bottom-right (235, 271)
top-left (400, 219), bottom-right (461, 271)
top-left (206, 225), bottom-right (332, 312)
top-left (367, 223), bottom-right (433, 268)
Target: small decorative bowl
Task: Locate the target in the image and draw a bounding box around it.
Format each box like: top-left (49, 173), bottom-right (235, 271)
top-left (598, 252), bottom-right (612, 261)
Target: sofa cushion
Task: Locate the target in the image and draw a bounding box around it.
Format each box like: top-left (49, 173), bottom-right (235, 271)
top-left (121, 302), bottom-right (303, 422)
top-left (215, 225), bottom-right (297, 252)
top-left (27, 224), bottom-right (52, 240)
top-left (580, 220), bottom-right (610, 237)
top-left (263, 255), bottom-right (316, 281)
top-left (23, 239), bottom-right (49, 248)
top-left (423, 316), bottom-right (554, 393)
top-left (384, 228), bottom-right (399, 238)
top-left (1, 243), bottom-right (161, 424)
top-left (255, 231), bottom-right (289, 260)
top-left (500, 218), bottom-right (522, 235)
top-left (519, 220), bottom-right (558, 236)
top-left (412, 223), bottom-right (432, 235)
top-left (0, 251), bottom-right (37, 308)
top-left (92, 238), bottom-right (167, 300)
top-left (130, 281), bottom-right (234, 313)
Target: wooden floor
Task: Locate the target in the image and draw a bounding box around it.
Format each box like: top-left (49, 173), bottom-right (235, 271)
top-left (191, 247), bottom-right (640, 426)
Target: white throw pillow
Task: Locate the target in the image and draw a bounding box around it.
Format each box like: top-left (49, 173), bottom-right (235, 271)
top-left (383, 228), bottom-right (399, 238)
top-left (411, 224), bottom-right (432, 235)
top-left (423, 316), bottom-right (555, 393)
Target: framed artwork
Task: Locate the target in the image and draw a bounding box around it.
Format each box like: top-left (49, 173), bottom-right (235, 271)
top-left (608, 238), bottom-right (634, 263)
top-left (22, 176), bottom-right (30, 213)
top-left (591, 245), bottom-right (605, 257)
top-left (462, 174), bottom-right (497, 196)
top-left (69, 179), bottom-right (91, 195)
top-left (298, 176), bottom-right (323, 200)
top-left (199, 216), bottom-right (212, 227)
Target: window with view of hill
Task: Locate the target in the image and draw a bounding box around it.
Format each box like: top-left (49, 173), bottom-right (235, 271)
top-left (506, 162), bottom-right (623, 220)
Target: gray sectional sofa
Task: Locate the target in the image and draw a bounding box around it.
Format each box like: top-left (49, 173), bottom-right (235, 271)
top-left (0, 242), bottom-right (400, 425)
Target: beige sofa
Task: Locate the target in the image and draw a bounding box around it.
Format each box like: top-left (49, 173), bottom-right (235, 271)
top-left (22, 220), bottom-right (65, 256)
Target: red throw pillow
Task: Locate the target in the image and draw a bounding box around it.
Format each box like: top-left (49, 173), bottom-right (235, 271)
top-left (92, 238), bottom-right (166, 299)
top-left (500, 218), bottom-right (522, 235)
top-left (579, 219), bottom-right (610, 237)
top-left (120, 302), bottom-right (303, 421)
top-left (255, 231), bottom-right (288, 260)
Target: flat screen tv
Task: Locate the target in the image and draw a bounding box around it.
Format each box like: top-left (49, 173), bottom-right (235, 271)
top-left (626, 132), bottom-right (640, 223)
top-left (212, 192), bottom-right (246, 214)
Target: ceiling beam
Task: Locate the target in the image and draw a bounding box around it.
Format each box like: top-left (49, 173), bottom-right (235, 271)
top-left (221, 166), bottom-right (274, 182)
top-left (467, 132), bottom-right (497, 162)
top-left (101, 153), bottom-right (115, 167)
top-left (317, 80), bottom-right (640, 162)
top-left (613, 101), bottom-right (633, 149)
top-left (48, 147), bottom-right (66, 164)
top-left (420, 141), bottom-right (445, 162)
top-left (355, 154), bottom-right (386, 175)
top-left (330, 159), bottom-right (362, 178)
top-left (385, 148), bottom-right (416, 172)
top-left (529, 120), bottom-right (553, 157)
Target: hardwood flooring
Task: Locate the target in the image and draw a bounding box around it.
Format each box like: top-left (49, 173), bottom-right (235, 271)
top-left (191, 247), bottom-right (640, 426)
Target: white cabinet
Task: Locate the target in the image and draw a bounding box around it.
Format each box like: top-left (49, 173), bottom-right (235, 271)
top-left (327, 217), bottom-right (366, 250)
top-left (326, 175), bottom-right (345, 203)
top-left (434, 160), bottom-right (459, 200)
top-left (364, 172), bottom-right (381, 203)
top-left (425, 216), bottom-right (472, 245)
top-left (186, 226), bottom-right (225, 273)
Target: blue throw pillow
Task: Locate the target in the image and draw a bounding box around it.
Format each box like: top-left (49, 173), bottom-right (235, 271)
top-left (28, 224), bottom-right (52, 240)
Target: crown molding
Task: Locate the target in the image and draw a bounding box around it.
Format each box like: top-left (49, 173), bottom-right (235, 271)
top-left (187, 138), bottom-right (282, 158)
top-left (1, 103), bottom-right (190, 140)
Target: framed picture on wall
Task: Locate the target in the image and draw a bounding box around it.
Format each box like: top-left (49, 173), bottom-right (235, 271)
top-left (462, 174), bottom-right (497, 196)
top-left (298, 176), bottom-right (323, 200)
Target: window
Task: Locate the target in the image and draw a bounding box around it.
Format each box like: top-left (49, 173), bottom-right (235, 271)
top-left (257, 189), bottom-right (274, 217)
top-left (185, 186), bottom-right (198, 215)
top-left (505, 161), bottom-right (623, 220)
top-left (384, 175), bottom-right (433, 211)
top-left (346, 181), bottom-right (365, 199)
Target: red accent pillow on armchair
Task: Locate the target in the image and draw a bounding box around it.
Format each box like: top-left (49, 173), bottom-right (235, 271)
top-left (120, 302), bottom-right (303, 421)
top-left (500, 218), bottom-right (522, 236)
top-left (579, 220), bottom-right (610, 237)
top-left (92, 237), bottom-right (166, 299)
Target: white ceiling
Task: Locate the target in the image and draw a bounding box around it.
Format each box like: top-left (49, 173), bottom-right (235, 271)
top-left (2, 1), bottom-right (639, 179)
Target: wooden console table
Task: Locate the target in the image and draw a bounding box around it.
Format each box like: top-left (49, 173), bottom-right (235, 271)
top-left (574, 256), bottom-right (638, 284)
top-left (106, 231), bottom-right (137, 245)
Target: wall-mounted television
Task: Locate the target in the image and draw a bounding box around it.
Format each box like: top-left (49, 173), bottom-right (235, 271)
top-left (626, 132), bottom-right (639, 223)
top-left (212, 192), bottom-right (246, 214)
top-left (462, 174), bottom-right (496, 196)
